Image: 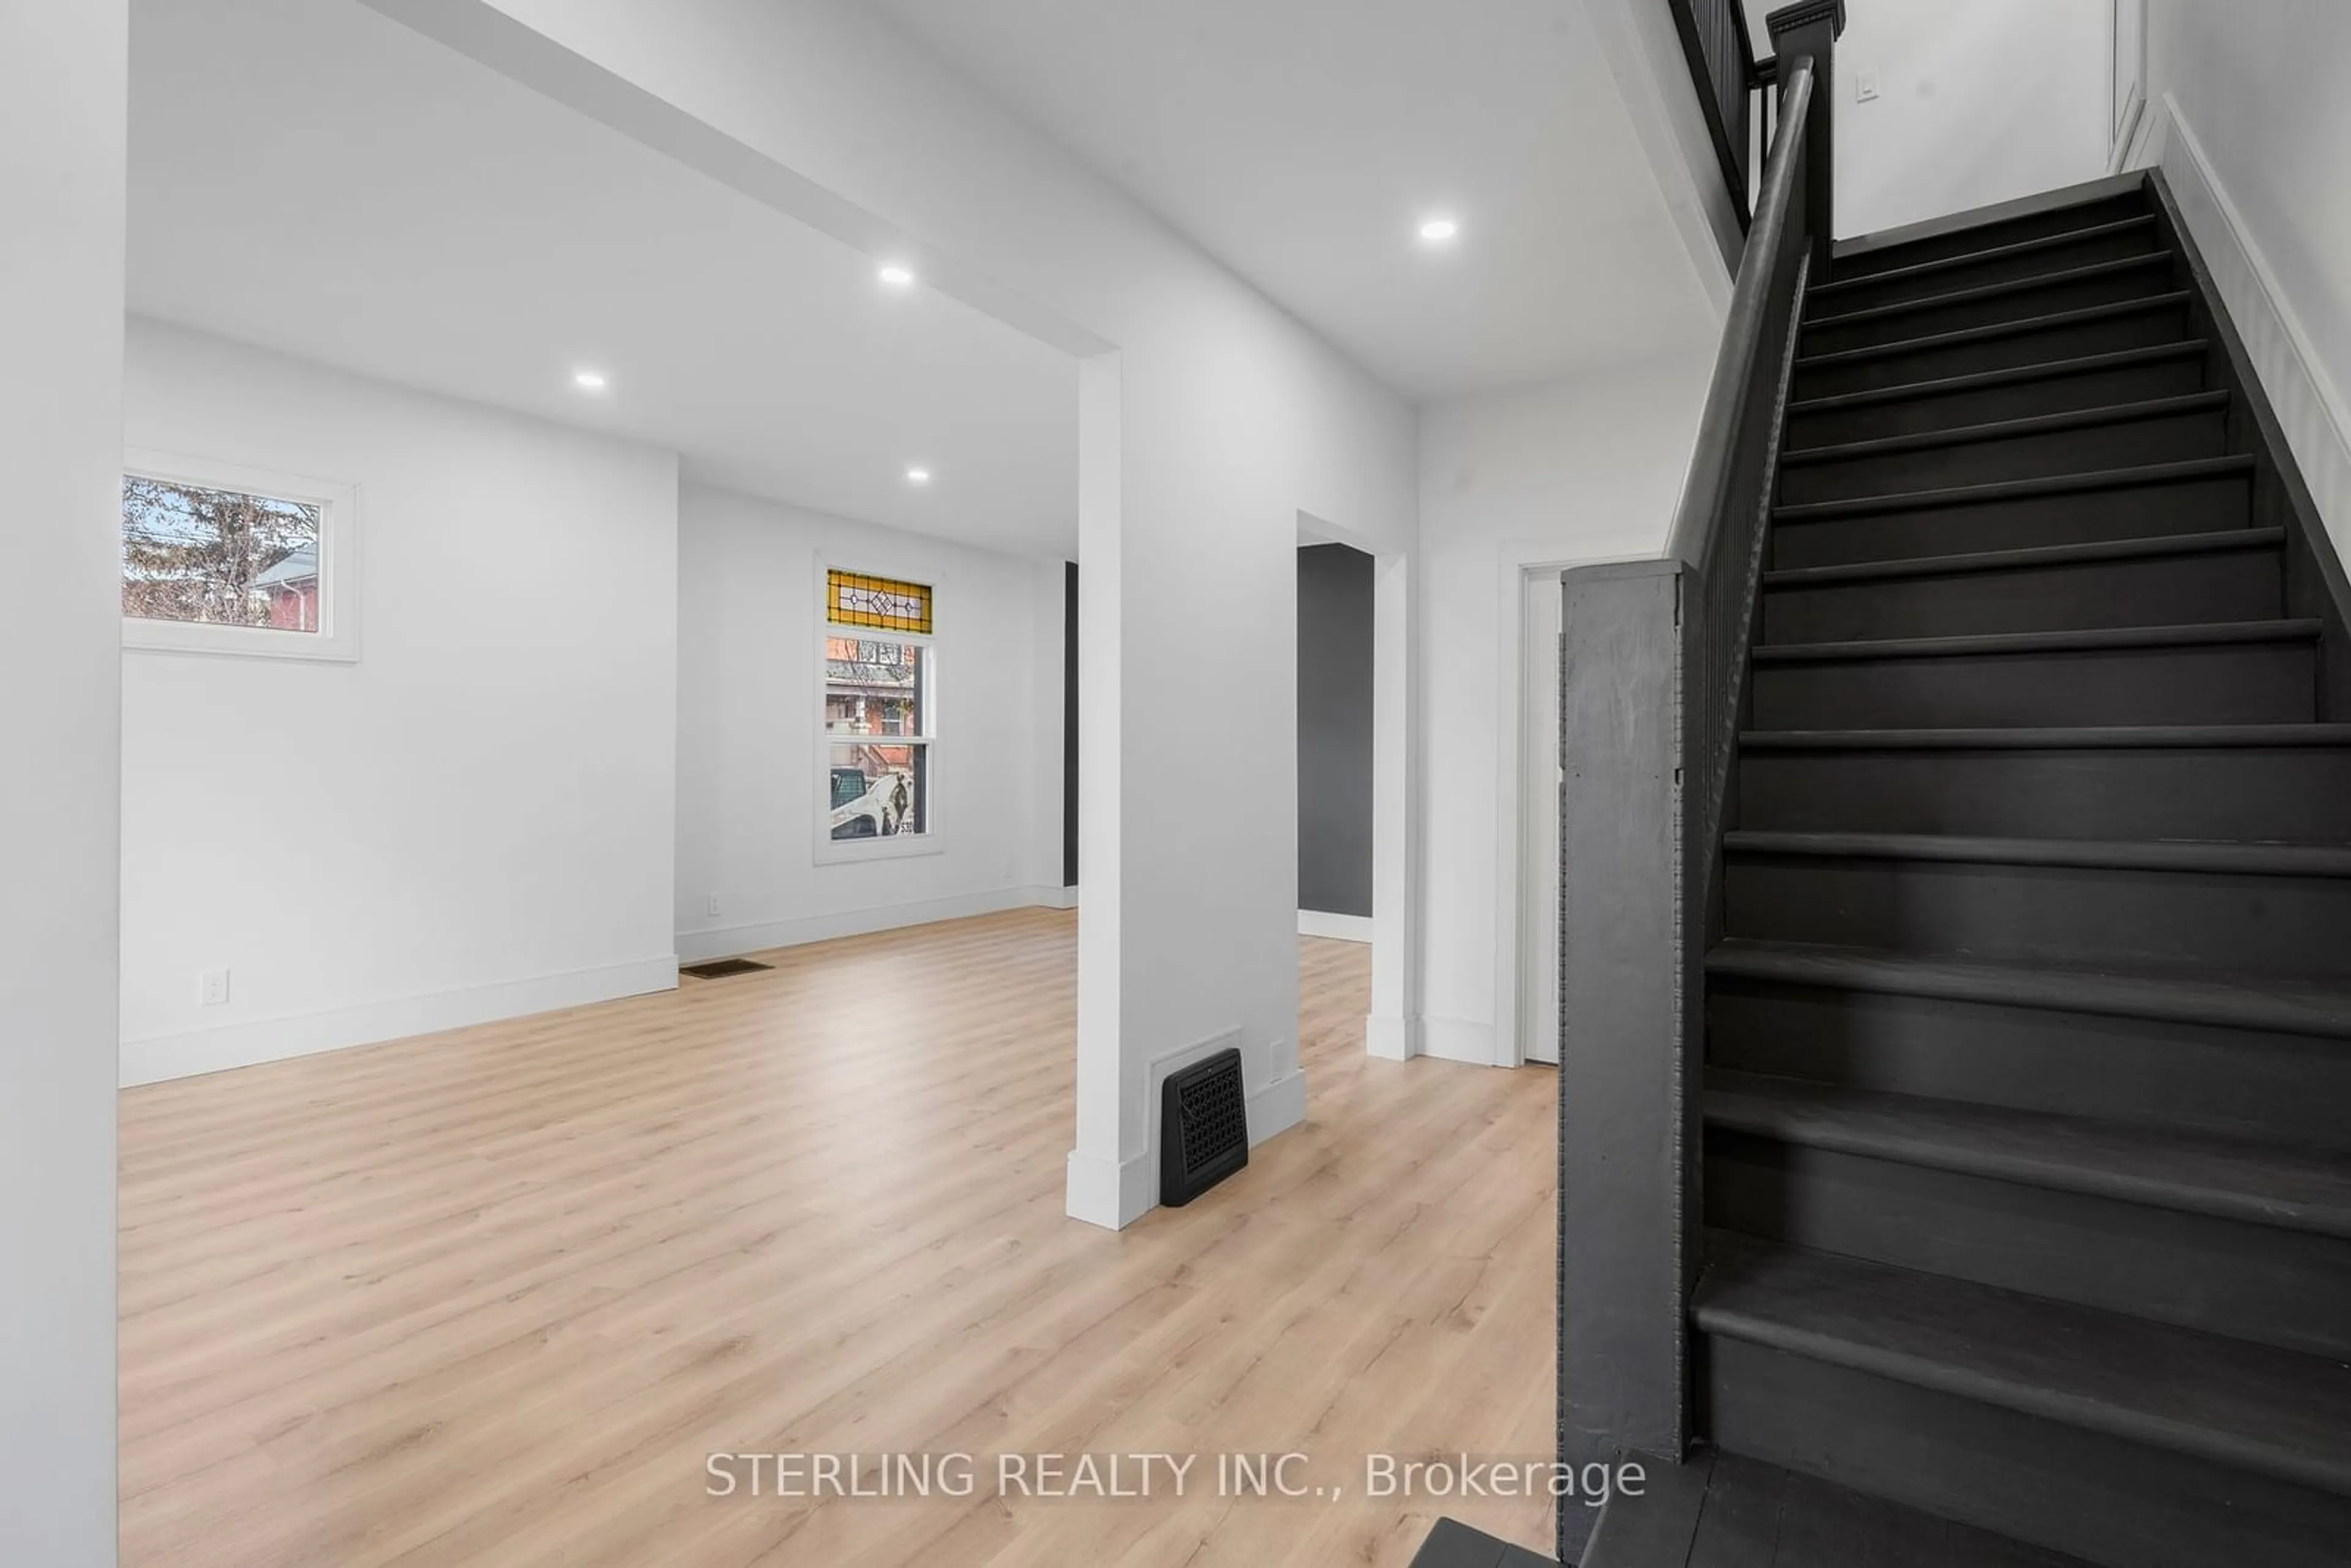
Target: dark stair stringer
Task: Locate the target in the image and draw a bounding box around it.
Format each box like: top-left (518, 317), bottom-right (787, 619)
top-left (1578, 170), bottom-right (2351, 1567)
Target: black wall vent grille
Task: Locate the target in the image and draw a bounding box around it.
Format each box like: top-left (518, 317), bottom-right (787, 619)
top-left (1160, 1048), bottom-right (1248, 1207)
top-left (680, 958), bottom-right (773, 980)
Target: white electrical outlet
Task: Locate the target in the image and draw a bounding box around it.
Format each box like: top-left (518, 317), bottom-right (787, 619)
top-left (1856, 67), bottom-right (1881, 103)
top-left (199, 969), bottom-right (231, 1007)
top-left (706, 894), bottom-right (722, 918)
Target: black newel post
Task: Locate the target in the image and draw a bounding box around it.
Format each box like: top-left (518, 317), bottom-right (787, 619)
top-left (1767, 0), bottom-right (1845, 271)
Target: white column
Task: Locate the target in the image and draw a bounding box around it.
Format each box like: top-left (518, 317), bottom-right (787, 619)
top-left (1065, 353), bottom-right (1131, 1227)
top-left (0, 3), bottom-right (127, 1562)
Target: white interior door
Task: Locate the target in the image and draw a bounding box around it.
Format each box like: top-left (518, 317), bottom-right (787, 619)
top-left (1518, 571), bottom-right (1562, 1066)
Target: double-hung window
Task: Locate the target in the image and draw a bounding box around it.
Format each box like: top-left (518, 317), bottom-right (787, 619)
top-left (819, 568), bottom-right (937, 858)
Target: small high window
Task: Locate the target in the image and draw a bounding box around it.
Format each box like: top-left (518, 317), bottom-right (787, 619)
top-left (121, 451), bottom-right (358, 661)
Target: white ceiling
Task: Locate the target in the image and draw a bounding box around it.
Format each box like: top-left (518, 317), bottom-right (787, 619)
top-left (130, 0), bottom-right (1720, 555)
top-left (127, 0), bottom-right (1081, 556)
top-left (877, 0), bottom-right (1723, 400)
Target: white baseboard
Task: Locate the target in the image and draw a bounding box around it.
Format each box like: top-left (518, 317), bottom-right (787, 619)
top-left (676, 884), bottom-right (1071, 965)
top-left (1423, 1013), bottom-right (1502, 1068)
top-left (119, 953), bottom-right (680, 1087)
top-left (1063, 1148), bottom-right (1151, 1231)
top-left (1297, 909), bottom-right (1374, 942)
top-left (1247, 1065), bottom-right (1308, 1144)
top-left (2150, 94), bottom-right (2351, 564)
top-left (1365, 1013), bottom-right (1422, 1061)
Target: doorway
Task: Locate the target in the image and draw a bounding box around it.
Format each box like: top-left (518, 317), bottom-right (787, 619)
top-left (1515, 569), bottom-right (1562, 1066)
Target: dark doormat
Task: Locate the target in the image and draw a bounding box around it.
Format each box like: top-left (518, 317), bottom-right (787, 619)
top-left (680, 958), bottom-right (774, 980)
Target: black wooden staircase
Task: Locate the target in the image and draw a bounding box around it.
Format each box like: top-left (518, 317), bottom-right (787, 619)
top-left (1654, 168), bottom-right (2351, 1567)
top-left (1567, 168), bottom-right (2351, 1568)
top-left (1408, 9), bottom-right (2351, 1566)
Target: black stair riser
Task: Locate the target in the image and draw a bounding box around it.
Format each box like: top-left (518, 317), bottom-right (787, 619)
top-left (1811, 222), bottom-right (2163, 318)
top-left (1751, 639), bottom-right (2314, 729)
top-left (1796, 301), bottom-right (2191, 399)
top-left (1700, 1337), bottom-right (2351, 1568)
top-left (1708, 980), bottom-right (2351, 1152)
top-left (1771, 471), bottom-right (2251, 568)
top-left (1706, 1131), bottom-right (2351, 1360)
top-left (1723, 853), bottom-right (2351, 980)
top-left (1738, 741), bottom-right (2351, 842)
top-left (1802, 262), bottom-right (2175, 358)
top-left (1760, 544), bottom-right (2279, 642)
top-left (1778, 406), bottom-right (2227, 506)
top-left (1831, 193), bottom-right (2154, 281)
top-left (1788, 353), bottom-right (2207, 448)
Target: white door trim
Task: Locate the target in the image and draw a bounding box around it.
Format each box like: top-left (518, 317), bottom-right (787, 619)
top-left (1518, 571), bottom-right (1563, 1066)
top-left (2107, 0), bottom-right (2148, 176)
top-left (1491, 547), bottom-right (1649, 1069)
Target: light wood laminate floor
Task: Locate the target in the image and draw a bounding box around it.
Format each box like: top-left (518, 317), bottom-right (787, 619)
top-left (120, 909), bottom-right (1558, 1566)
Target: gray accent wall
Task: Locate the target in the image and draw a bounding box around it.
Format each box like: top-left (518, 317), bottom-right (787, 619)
top-left (1298, 543), bottom-right (1374, 918)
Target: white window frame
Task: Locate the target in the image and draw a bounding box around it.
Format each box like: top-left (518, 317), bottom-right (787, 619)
top-left (121, 448), bottom-right (361, 662)
top-left (813, 558), bottom-right (942, 864)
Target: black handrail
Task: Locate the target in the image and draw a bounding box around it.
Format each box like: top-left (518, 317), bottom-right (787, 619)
top-left (1666, 59), bottom-right (1815, 571)
top-left (1665, 0), bottom-right (1766, 223)
top-left (1551, 10), bottom-right (1839, 1557)
top-left (1670, 57), bottom-right (1815, 872)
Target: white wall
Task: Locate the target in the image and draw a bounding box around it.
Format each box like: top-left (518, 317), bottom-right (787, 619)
top-left (358, 0), bottom-right (1422, 1226)
top-left (2141, 0), bottom-right (2351, 557)
top-left (119, 319), bottom-right (681, 1084)
top-left (674, 483), bottom-right (1065, 961)
top-left (1743, 0), bottom-right (2113, 240)
top-left (0, 6), bottom-right (125, 1561)
top-left (1415, 351), bottom-right (1715, 1065)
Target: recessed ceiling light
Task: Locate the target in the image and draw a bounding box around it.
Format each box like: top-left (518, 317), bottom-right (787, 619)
top-left (572, 369), bottom-right (609, 390)
top-left (1418, 216), bottom-right (1460, 244)
top-left (878, 263), bottom-right (916, 288)
top-left (906, 465), bottom-right (932, 486)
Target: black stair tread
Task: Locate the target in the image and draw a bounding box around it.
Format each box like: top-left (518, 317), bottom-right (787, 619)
top-left (1759, 1465), bottom-right (2101, 1568)
top-left (1692, 1236), bottom-right (2351, 1499)
top-left (1779, 391), bottom-right (2229, 468)
top-left (1761, 528), bottom-right (2277, 588)
top-left (1406, 1517), bottom-right (1558, 1567)
top-left (1705, 939), bottom-right (2351, 1040)
top-left (1577, 1448), bottom-right (1712, 1567)
top-left (1705, 1070), bottom-right (2351, 1239)
top-left (1796, 293), bottom-right (2194, 372)
top-left (1739, 722), bottom-right (2351, 751)
top-left (1788, 341), bottom-right (2209, 418)
top-left (1831, 174), bottom-right (2150, 274)
top-left (1773, 455), bottom-right (2254, 522)
top-left (1723, 829), bottom-right (2351, 877)
top-left (1752, 618), bottom-right (2322, 664)
top-left (1802, 253), bottom-right (2174, 334)
top-left (1583, 1448), bottom-right (2092, 1568)
top-left (1809, 215), bottom-right (2162, 300)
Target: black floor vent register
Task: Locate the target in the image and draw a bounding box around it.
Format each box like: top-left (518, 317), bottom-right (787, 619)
top-left (1160, 1047), bottom-right (1248, 1206)
top-left (679, 957), bottom-right (773, 980)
